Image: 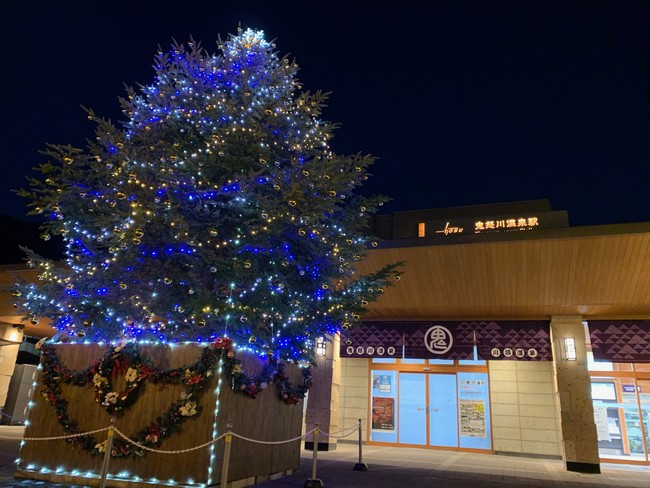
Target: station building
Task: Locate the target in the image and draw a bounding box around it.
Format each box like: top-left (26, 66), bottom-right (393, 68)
top-left (3, 200), bottom-right (650, 474)
top-left (305, 199), bottom-right (650, 473)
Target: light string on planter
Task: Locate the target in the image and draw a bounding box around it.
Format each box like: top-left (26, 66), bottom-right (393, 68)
top-left (38, 337), bottom-right (311, 459)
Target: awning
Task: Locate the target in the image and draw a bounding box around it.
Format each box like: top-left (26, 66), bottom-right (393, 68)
top-left (589, 320), bottom-right (650, 362)
top-left (340, 320), bottom-right (552, 361)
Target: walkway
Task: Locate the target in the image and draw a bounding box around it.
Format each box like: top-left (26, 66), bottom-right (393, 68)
top-left (256, 443), bottom-right (650, 487)
top-left (1, 426), bottom-right (649, 487)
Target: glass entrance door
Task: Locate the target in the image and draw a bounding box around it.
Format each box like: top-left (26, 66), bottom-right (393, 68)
top-left (397, 373), bottom-right (461, 448)
top-left (399, 373), bottom-right (427, 445)
top-left (370, 368), bottom-right (491, 450)
top-left (429, 373), bottom-right (458, 447)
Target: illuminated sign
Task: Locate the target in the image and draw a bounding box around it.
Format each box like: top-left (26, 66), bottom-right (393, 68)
top-left (474, 217), bottom-right (538, 232)
top-left (431, 216), bottom-right (538, 235)
top-left (419, 211), bottom-right (567, 238)
top-left (435, 222), bottom-right (464, 235)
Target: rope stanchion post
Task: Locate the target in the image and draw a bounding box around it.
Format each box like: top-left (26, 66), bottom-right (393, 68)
top-left (99, 417), bottom-right (116, 488)
top-left (353, 418), bottom-right (368, 471)
top-left (220, 421), bottom-right (233, 488)
top-left (304, 422), bottom-right (323, 488)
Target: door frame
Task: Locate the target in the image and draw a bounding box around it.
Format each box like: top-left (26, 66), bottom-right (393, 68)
top-left (367, 358), bottom-right (492, 452)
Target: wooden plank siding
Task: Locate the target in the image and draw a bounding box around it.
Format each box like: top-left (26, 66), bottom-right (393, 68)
top-left (357, 231), bottom-right (650, 319)
top-left (16, 345), bottom-right (303, 487)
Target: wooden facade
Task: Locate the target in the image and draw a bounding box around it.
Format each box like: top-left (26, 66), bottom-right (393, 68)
top-left (358, 223), bottom-right (650, 319)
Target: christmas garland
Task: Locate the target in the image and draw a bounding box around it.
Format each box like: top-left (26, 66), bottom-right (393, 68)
top-left (38, 338), bottom-right (312, 458)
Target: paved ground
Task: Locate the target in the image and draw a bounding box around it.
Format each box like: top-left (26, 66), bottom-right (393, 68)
top-left (2, 426), bottom-right (650, 487)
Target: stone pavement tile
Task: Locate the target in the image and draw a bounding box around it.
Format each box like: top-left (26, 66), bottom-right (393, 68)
top-left (2, 433), bottom-right (650, 488)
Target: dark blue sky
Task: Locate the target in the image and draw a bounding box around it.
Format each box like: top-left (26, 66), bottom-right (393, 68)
top-left (1, 1), bottom-right (649, 226)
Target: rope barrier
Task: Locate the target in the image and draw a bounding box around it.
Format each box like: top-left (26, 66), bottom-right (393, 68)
top-left (319, 423), bottom-right (359, 439)
top-left (0, 426), bottom-right (110, 441)
top-left (230, 428), bottom-right (316, 445)
top-left (7, 421), bottom-right (369, 486)
top-left (2, 423), bottom-right (363, 451)
top-left (113, 428), bottom-right (228, 454)
top-left (324, 424), bottom-right (360, 435)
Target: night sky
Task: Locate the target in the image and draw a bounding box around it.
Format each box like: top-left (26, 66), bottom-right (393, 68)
top-left (2, 1), bottom-right (649, 227)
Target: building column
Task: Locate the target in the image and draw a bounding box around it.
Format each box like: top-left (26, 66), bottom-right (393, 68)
top-left (550, 316), bottom-right (600, 473)
top-left (304, 334), bottom-right (340, 451)
top-left (0, 323), bottom-right (23, 411)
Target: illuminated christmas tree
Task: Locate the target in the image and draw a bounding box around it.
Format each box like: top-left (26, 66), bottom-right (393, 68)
top-left (15, 28), bottom-right (400, 363)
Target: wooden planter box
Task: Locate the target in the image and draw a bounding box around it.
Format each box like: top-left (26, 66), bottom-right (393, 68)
top-left (15, 343), bottom-right (304, 487)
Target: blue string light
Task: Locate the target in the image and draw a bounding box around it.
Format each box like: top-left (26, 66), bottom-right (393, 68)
top-left (12, 27), bottom-right (401, 365)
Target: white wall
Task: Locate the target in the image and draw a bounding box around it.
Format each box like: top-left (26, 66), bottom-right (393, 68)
top-left (0, 324), bottom-right (22, 409)
top-left (489, 360), bottom-right (562, 457)
top-left (338, 357), bottom-right (562, 456)
top-left (338, 357), bottom-right (369, 441)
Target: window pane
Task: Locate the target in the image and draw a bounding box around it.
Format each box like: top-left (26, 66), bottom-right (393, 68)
top-left (637, 379), bottom-right (650, 459)
top-left (459, 358), bottom-right (486, 366)
top-left (401, 358), bottom-right (425, 364)
top-left (370, 370), bottom-right (398, 443)
top-left (372, 358), bottom-right (397, 364)
top-left (428, 359), bottom-right (454, 365)
top-left (587, 352), bottom-right (633, 371)
top-left (591, 377), bottom-right (646, 461)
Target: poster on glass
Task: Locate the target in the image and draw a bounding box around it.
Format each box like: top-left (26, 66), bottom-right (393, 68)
top-left (371, 397), bottom-right (395, 431)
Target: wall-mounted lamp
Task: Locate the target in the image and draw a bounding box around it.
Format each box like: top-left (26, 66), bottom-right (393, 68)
top-left (315, 337), bottom-right (326, 357)
top-left (564, 337), bottom-right (577, 361)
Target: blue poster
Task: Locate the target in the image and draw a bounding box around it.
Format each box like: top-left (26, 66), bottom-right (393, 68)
top-left (370, 370), bottom-right (398, 443)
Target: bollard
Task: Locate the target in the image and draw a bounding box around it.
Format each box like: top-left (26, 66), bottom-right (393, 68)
top-left (99, 417), bottom-right (116, 488)
top-left (304, 423), bottom-right (323, 488)
top-left (353, 418), bottom-right (368, 471)
top-left (220, 422), bottom-right (234, 488)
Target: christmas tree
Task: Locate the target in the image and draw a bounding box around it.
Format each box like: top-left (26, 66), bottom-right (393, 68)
top-left (14, 28), bottom-right (401, 364)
